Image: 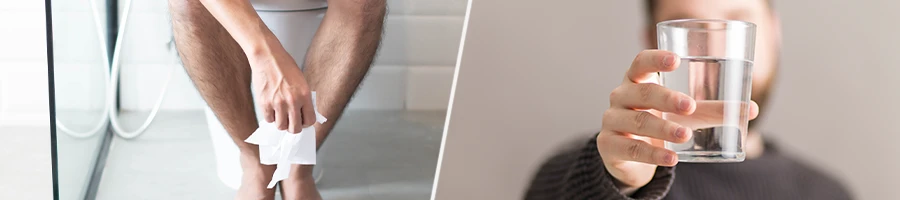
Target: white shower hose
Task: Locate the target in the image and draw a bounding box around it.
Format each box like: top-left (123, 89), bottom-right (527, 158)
top-left (57, 0), bottom-right (324, 182)
top-left (56, 0), bottom-right (172, 139)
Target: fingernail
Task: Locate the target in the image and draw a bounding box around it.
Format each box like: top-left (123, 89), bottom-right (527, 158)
top-left (678, 98), bottom-right (691, 112)
top-left (663, 153), bottom-right (676, 164)
top-left (662, 55), bottom-right (674, 67)
top-left (674, 127), bottom-right (688, 139)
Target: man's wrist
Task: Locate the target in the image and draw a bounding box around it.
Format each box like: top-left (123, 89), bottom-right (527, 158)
top-left (239, 28), bottom-right (284, 66)
top-left (245, 40), bottom-right (284, 70)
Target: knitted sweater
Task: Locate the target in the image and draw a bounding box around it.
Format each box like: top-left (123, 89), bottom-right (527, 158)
top-left (524, 134), bottom-right (853, 200)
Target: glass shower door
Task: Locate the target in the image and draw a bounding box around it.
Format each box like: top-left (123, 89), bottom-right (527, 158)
top-left (50, 0), bottom-right (111, 199)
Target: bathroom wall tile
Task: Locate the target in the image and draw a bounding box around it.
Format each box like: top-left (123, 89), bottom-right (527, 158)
top-left (0, 1), bottom-right (44, 12)
top-left (125, 0), bottom-right (169, 14)
top-left (118, 64), bottom-right (205, 111)
top-left (346, 65), bottom-right (407, 110)
top-left (388, 0), bottom-right (468, 16)
top-left (0, 61), bottom-right (51, 126)
top-left (51, 11), bottom-right (108, 64)
top-left (53, 0), bottom-right (105, 12)
top-left (375, 15), bottom-right (464, 67)
top-left (0, 11), bottom-right (48, 61)
top-left (406, 66), bottom-right (455, 110)
top-left (118, 12), bottom-right (177, 65)
top-left (53, 63), bottom-right (108, 111)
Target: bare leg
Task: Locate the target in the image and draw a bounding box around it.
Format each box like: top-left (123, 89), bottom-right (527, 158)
top-left (168, 1), bottom-right (275, 199)
top-left (279, 1), bottom-right (386, 199)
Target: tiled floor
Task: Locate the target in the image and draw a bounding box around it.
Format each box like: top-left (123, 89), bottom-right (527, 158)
top-left (95, 110), bottom-right (445, 200)
top-left (0, 126), bottom-right (54, 200)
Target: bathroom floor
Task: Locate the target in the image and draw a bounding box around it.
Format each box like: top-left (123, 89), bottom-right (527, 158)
top-left (55, 110), bottom-right (107, 200)
top-left (94, 110), bottom-right (445, 200)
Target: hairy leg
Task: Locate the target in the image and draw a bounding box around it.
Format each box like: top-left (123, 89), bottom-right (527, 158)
top-left (279, 1), bottom-right (387, 199)
top-left (168, 1), bottom-right (275, 199)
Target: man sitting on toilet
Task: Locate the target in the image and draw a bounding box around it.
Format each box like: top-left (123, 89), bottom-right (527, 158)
top-left (168, 0), bottom-right (386, 199)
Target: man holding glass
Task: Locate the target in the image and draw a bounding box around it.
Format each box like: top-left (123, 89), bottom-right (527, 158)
top-left (526, 0), bottom-right (852, 199)
top-left (167, 0), bottom-right (385, 199)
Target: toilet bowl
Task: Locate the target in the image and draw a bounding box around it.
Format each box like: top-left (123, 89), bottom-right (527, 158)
top-left (206, 5), bottom-right (326, 190)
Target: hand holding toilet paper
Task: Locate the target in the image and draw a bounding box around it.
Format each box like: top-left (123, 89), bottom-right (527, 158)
top-left (244, 92), bottom-right (327, 188)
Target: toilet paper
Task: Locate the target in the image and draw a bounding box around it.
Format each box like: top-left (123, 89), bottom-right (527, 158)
top-left (244, 92), bottom-right (327, 188)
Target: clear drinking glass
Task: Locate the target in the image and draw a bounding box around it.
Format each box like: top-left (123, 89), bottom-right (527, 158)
top-left (657, 19), bottom-right (756, 162)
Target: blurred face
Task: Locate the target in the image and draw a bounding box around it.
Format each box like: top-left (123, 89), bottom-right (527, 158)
top-left (646, 0), bottom-right (780, 127)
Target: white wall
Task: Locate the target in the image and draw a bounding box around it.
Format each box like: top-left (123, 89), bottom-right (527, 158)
top-left (0, 1), bottom-right (53, 126)
top-left (114, 0), bottom-right (464, 111)
top-left (0, 0), bottom-right (55, 199)
top-left (436, 0), bottom-right (899, 199)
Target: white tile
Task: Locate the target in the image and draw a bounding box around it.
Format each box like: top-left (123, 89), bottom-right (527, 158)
top-left (53, 62), bottom-right (108, 111)
top-left (51, 11), bottom-right (108, 64)
top-left (0, 62), bottom-right (50, 126)
top-left (119, 64), bottom-right (205, 111)
top-left (127, 0), bottom-right (170, 13)
top-left (0, 1), bottom-right (44, 12)
top-left (387, 0), bottom-right (468, 16)
top-left (406, 66), bottom-right (453, 110)
top-left (347, 65), bottom-right (407, 110)
top-left (375, 15), bottom-right (464, 67)
top-left (52, 0), bottom-right (105, 12)
top-left (119, 12), bottom-right (177, 65)
top-left (0, 11), bottom-right (48, 61)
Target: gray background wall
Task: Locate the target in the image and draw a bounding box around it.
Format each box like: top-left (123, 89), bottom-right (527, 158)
top-left (434, 0), bottom-right (898, 199)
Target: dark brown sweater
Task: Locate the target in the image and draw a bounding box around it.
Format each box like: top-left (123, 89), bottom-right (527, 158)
top-left (525, 134), bottom-right (853, 200)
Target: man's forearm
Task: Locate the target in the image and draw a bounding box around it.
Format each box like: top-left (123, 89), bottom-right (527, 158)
top-left (197, 0), bottom-right (283, 64)
top-left (305, 0), bottom-right (387, 148)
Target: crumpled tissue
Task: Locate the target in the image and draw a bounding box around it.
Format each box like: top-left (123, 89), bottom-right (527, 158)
top-left (244, 92), bottom-right (327, 188)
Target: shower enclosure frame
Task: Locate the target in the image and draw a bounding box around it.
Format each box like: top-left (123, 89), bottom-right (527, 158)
top-left (46, 0), bottom-right (119, 199)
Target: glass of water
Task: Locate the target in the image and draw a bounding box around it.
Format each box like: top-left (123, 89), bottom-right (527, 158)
top-left (657, 19), bottom-right (756, 162)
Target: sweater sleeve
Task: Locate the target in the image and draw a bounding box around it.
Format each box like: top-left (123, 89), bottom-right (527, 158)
top-left (524, 136), bottom-right (675, 200)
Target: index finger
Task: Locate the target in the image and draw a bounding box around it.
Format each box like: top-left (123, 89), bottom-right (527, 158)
top-left (625, 50), bottom-right (680, 83)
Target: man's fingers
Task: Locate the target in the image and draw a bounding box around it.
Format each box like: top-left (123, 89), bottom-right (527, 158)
top-left (665, 100), bottom-right (761, 129)
top-left (625, 50), bottom-right (680, 83)
top-left (598, 132), bottom-right (678, 166)
top-left (748, 100), bottom-right (760, 120)
top-left (274, 99), bottom-right (289, 131)
top-left (610, 83), bottom-right (695, 115)
top-left (300, 97), bottom-right (316, 128)
top-left (287, 103), bottom-right (303, 133)
top-left (602, 109), bottom-right (692, 143)
top-left (262, 102), bottom-right (276, 123)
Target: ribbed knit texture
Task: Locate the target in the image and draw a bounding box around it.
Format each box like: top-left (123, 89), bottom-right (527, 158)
top-left (524, 134), bottom-right (853, 200)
